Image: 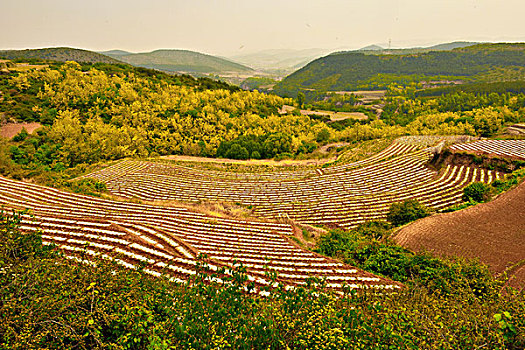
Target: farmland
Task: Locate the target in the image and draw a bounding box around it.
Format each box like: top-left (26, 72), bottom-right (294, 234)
top-left (1, 52), bottom-right (525, 347)
top-left (81, 136), bottom-right (499, 229)
top-left (0, 175), bottom-right (400, 293)
top-left (394, 178), bottom-right (525, 286)
top-left (449, 139), bottom-right (525, 160)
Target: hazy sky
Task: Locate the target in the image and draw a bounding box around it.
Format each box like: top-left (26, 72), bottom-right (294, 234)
top-left (2, 0), bottom-right (524, 55)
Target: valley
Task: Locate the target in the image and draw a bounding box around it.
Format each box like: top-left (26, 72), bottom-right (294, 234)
top-left (1, 38), bottom-right (525, 348)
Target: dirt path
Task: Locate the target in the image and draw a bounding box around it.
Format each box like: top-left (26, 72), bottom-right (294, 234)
top-left (300, 109), bottom-right (368, 121)
top-left (394, 181), bottom-right (525, 288)
top-left (159, 154), bottom-right (336, 167)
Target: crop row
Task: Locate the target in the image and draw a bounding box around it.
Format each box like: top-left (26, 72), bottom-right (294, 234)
top-left (449, 139), bottom-right (525, 160)
top-left (83, 141), bottom-right (499, 229)
top-left (0, 176), bottom-right (401, 292)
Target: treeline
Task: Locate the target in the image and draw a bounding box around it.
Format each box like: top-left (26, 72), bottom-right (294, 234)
top-left (2, 60), bottom-right (525, 178)
top-left (382, 83), bottom-right (525, 127)
top-left (2, 61), bottom-right (319, 166)
top-left (416, 81), bottom-right (525, 98)
top-left (216, 132), bottom-right (319, 160)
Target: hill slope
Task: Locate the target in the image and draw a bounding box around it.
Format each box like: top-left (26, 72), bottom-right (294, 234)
top-left (105, 49), bottom-right (254, 74)
top-left (275, 43), bottom-right (525, 96)
top-left (0, 47), bottom-right (121, 64)
top-left (394, 180), bottom-right (525, 287)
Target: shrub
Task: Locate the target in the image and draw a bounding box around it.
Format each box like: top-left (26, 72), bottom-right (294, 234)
top-left (316, 128), bottom-right (331, 143)
top-left (68, 178), bottom-right (107, 196)
top-left (462, 182), bottom-right (492, 202)
top-left (387, 199), bottom-right (430, 226)
top-left (355, 220), bottom-right (392, 239)
top-left (12, 128), bottom-right (28, 142)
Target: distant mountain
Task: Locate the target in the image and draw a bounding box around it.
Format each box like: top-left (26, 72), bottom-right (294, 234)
top-left (228, 48), bottom-right (329, 74)
top-left (348, 41), bottom-right (481, 55)
top-left (99, 49), bottom-right (132, 57)
top-left (358, 44), bottom-right (383, 51)
top-left (0, 47), bottom-right (121, 64)
top-left (426, 41), bottom-right (479, 51)
top-left (274, 43), bottom-right (525, 96)
top-left (104, 49), bottom-right (254, 74)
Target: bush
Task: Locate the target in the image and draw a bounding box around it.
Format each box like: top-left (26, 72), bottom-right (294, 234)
top-left (12, 128), bottom-right (28, 142)
top-left (387, 199), bottom-right (430, 226)
top-left (316, 128), bottom-right (331, 143)
top-left (355, 220), bottom-right (392, 239)
top-left (463, 182), bottom-right (492, 202)
top-left (67, 178), bottom-right (107, 196)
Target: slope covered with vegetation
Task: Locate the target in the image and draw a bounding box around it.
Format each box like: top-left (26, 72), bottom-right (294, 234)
top-left (105, 49), bottom-right (254, 74)
top-left (0, 47), bottom-right (121, 64)
top-left (275, 43), bottom-right (525, 96)
top-left (1, 58), bottom-right (525, 189)
top-left (1, 211), bottom-right (524, 349)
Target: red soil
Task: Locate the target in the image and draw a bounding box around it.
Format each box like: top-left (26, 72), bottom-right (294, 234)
top-left (0, 122), bottom-right (42, 139)
top-left (394, 181), bottom-right (525, 288)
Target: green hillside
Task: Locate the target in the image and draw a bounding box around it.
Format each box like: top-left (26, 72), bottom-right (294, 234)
top-left (0, 47), bottom-right (121, 64)
top-left (275, 43), bottom-right (525, 97)
top-left (106, 49), bottom-right (254, 74)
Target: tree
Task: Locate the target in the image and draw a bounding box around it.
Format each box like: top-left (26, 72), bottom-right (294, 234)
top-left (297, 92), bottom-right (305, 108)
top-left (316, 128), bottom-right (331, 143)
top-left (225, 144), bottom-right (249, 160)
top-left (262, 133), bottom-right (292, 158)
top-left (462, 182), bottom-right (492, 202)
top-left (387, 199), bottom-right (430, 226)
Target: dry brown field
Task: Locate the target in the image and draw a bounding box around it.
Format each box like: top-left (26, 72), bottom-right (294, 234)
top-left (300, 109), bottom-right (368, 121)
top-left (394, 181), bottom-right (525, 288)
top-left (0, 122), bottom-right (42, 139)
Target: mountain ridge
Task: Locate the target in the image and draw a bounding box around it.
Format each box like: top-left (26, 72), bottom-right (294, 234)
top-left (0, 47), bottom-right (121, 64)
top-left (274, 42), bottom-right (525, 96)
top-left (104, 49), bottom-right (254, 74)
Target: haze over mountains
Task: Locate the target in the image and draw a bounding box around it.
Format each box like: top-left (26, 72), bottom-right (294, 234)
top-left (1, 41), bottom-right (521, 89)
top-left (227, 48), bottom-right (330, 75)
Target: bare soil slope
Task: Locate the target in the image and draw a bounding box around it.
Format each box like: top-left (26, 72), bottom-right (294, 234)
top-left (394, 181), bottom-right (525, 287)
top-left (0, 122), bottom-right (42, 139)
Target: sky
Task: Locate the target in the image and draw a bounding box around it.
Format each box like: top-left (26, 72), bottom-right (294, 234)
top-left (1, 0), bottom-right (525, 56)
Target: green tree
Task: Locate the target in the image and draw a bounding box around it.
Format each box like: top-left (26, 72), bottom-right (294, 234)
top-left (316, 128), bottom-right (331, 143)
top-left (225, 144), bottom-right (249, 160)
top-left (462, 182), bottom-right (492, 202)
top-left (297, 92), bottom-right (305, 108)
top-left (387, 199), bottom-right (430, 226)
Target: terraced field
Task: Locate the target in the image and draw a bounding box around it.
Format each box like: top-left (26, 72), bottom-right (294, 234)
top-left (0, 176), bottom-right (401, 293)
top-left (450, 139), bottom-right (525, 160)
top-left (83, 137), bottom-right (499, 229)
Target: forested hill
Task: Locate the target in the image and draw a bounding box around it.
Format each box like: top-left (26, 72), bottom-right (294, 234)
top-left (103, 49), bottom-right (254, 74)
top-left (0, 48), bottom-right (121, 64)
top-left (274, 43), bottom-right (525, 96)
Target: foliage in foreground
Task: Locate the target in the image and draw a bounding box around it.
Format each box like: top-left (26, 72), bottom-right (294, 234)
top-left (1, 211), bottom-right (524, 349)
